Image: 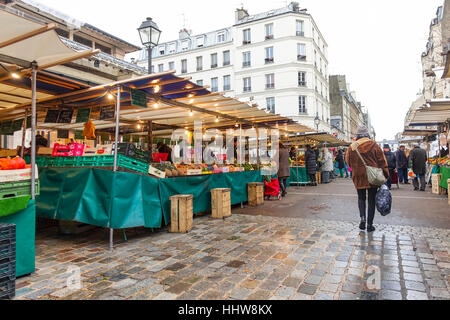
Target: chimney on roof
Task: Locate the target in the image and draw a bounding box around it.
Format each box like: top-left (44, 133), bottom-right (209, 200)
top-left (289, 2), bottom-right (300, 12)
top-left (235, 7), bottom-right (249, 23)
top-left (179, 28), bottom-right (191, 40)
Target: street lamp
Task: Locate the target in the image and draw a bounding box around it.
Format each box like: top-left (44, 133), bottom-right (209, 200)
top-left (138, 17), bottom-right (161, 74)
top-left (314, 113), bottom-right (320, 132)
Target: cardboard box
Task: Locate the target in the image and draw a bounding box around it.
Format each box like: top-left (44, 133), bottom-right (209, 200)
top-left (148, 165), bottom-right (166, 179)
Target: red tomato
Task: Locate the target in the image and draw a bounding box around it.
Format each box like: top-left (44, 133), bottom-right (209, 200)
top-left (15, 157), bottom-right (26, 169)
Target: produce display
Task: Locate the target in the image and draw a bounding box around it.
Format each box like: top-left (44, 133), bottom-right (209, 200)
top-left (0, 157), bottom-right (30, 170)
top-left (150, 162), bottom-right (253, 178)
top-left (428, 156), bottom-right (450, 166)
top-left (291, 154), bottom-right (305, 167)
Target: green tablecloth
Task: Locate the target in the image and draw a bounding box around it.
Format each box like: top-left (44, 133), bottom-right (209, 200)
top-left (287, 167), bottom-right (310, 186)
top-left (439, 167), bottom-right (450, 189)
top-left (36, 168), bottom-right (162, 229)
top-left (158, 171), bottom-right (263, 225)
top-left (0, 199), bottom-right (36, 277)
top-left (35, 168), bottom-right (264, 228)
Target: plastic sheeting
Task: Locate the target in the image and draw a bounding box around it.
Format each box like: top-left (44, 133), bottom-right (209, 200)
top-left (439, 167), bottom-right (450, 189)
top-left (35, 168), bottom-right (264, 229)
top-left (158, 171), bottom-right (263, 225)
top-left (287, 167), bottom-right (310, 186)
top-left (0, 199), bottom-right (36, 277)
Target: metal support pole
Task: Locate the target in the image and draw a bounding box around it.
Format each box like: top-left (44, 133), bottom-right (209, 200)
top-left (148, 120), bottom-right (153, 152)
top-left (20, 109), bottom-right (28, 159)
top-left (31, 62), bottom-right (37, 200)
top-left (148, 46), bottom-right (152, 74)
top-left (110, 85), bottom-right (121, 251)
top-left (255, 123), bottom-right (260, 169)
top-left (113, 86), bottom-right (121, 172)
top-left (239, 123), bottom-right (243, 166)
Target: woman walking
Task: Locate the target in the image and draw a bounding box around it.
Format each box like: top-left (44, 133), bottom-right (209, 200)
top-left (345, 126), bottom-right (389, 233)
top-left (305, 145), bottom-right (318, 186)
top-left (335, 149), bottom-right (347, 178)
top-left (277, 142), bottom-right (291, 197)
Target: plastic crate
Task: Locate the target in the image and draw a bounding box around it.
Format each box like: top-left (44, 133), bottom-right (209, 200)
top-left (0, 224), bottom-right (15, 241)
top-left (0, 275), bottom-right (15, 300)
top-left (118, 155), bottom-right (149, 174)
top-left (0, 180), bottom-right (40, 200)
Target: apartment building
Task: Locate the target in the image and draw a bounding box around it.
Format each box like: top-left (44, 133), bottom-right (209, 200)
top-left (1, 0), bottom-right (146, 83)
top-left (137, 2), bottom-right (331, 132)
top-left (329, 75), bottom-right (374, 141)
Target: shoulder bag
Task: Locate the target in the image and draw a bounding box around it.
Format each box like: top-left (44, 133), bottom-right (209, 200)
top-left (352, 142), bottom-right (387, 187)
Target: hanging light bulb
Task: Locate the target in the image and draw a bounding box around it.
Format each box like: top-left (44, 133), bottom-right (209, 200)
top-left (153, 85), bottom-right (161, 93)
top-left (11, 72), bottom-right (21, 79)
top-left (137, 124), bottom-right (142, 129)
top-left (107, 92), bottom-right (114, 100)
top-left (215, 116), bottom-right (219, 123)
top-left (153, 103), bottom-right (159, 109)
top-left (189, 110), bottom-right (194, 116)
top-left (189, 99), bottom-right (194, 104)
top-left (235, 122), bottom-right (239, 128)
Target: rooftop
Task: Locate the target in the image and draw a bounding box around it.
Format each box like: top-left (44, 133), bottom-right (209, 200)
top-left (234, 2), bottom-right (309, 26)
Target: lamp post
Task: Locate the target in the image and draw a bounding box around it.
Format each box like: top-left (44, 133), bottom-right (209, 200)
top-left (138, 17), bottom-right (161, 74)
top-left (314, 113), bottom-right (320, 132)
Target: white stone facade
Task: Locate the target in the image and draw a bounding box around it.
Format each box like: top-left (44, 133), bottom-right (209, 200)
top-left (137, 3), bottom-right (330, 132)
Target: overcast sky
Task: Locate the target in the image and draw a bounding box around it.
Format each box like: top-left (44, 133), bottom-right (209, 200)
top-left (36, 0), bottom-right (444, 140)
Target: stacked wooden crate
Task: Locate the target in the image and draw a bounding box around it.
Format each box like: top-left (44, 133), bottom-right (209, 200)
top-left (431, 174), bottom-right (446, 195)
top-left (170, 195), bottom-right (193, 233)
top-left (211, 188), bottom-right (231, 219)
top-left (248, 182), bottom-right (264, 206)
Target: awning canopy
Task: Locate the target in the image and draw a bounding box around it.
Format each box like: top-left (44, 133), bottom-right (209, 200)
top-left (282, 132), bottom-right (349, 147)
top-left (0, 4), bottom-right (98, 109)
top-left (0, 70), bottom-right (315, 137)
top-left (407, 98), bottom-right (450, 126)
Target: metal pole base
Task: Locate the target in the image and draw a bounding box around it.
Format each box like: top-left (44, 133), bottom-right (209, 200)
top-left (109, 228), bottom-right (114, 251)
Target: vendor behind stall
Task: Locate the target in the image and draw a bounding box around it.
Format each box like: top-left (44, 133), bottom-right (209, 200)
top-left (156, 142), bottom-right (173, 163)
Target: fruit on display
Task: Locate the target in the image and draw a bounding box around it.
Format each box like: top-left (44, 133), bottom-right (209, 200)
top-left (0, 157), bottom-right (29, 170)
top-left (428, 156), bottom-right (449, 166)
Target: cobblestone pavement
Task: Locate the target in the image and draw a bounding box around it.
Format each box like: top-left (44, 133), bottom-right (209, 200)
top-left (14, 214), bottom-right (450, 300)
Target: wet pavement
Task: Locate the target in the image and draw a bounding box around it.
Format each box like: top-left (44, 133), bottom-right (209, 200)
top-left (234, 178), bottom-right (450, 229)
top-left (13, 178), bottom-right (450, 300)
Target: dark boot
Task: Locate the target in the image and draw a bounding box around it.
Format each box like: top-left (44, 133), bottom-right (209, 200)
top-left (367, 225), bottom-right (376, 233)
top-left (359, 219), bottom-right (366, 231)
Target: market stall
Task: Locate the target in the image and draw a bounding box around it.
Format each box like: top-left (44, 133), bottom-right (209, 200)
top-left (0, 5), bottom-right (98, 276)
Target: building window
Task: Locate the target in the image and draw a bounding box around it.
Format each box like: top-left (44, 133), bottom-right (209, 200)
top-left (265, 23), bottom-right (273, 40)
top-left (196, 36), bottom-right (204, 47)
top-left (243, 51), bottom-right (251, 67)
top-left (298, 72), bottom-right (306, 86)
top-left (296, 20), bottom-right (304, 36)
top-left (299, 96), bottom-right (307, 114)
top-left (151, 65), bottom-right (154, 73)
top-left (243, 77), bottom-right (251, 92)
top-left (55, 28), bottom-right (69, 38)
top-left (181, 59), bottom-right (187, 74)
top-left (243, 29), bottom-right (251, 45)
top-left (168, 42), bottom-right (176, 54)
top-left (265, 73), bottom-right (275, 89)
top-left (73, 35), bottom-right (92, 48)
top-left (211, 53), bottom-right (218, 68)
top-left (223, 50), bottom-right (230, 66)
top-left (158, 64), bottom-right (164, 73)
top-left (197, 79), bottom-right (203, 86)
top-left (196, 56), bottom-right (203, 71)
top-left (181, 40), bottom-right (189, 51)
top-left (169, 61), bottom-right (175, 70)
top-left (266, 97), bottom-right (275, 113)
top-left (95, 43), bottom-right (112, 55)
top-left (297, 43), bottom-right (306, 61)
top-left (211, 77), bottom-right (218, 92)
top-left (223, 75), bottom-right (231, 91)
top-left (158, 45), bottom-right (165, 55)
top-left (217, 32), bottom-right (225, 43)
top-left (265, 47), bottom-right (274, 64)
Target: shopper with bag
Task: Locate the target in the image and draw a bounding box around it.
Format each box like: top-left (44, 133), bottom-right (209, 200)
top-left (409, 143), bottom-right (427, 191)
top-left (396, 145), bottom-right (409, 184)
top-left (277, 142), bottom-right (291, 197)
top-left (345, 125), bottom-right (389, 233)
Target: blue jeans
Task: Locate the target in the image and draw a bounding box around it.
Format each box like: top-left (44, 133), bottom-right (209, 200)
top-left (398, 168), bottom-right (408, 183)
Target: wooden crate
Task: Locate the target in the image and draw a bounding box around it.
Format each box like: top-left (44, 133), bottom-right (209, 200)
top-left (170, 194), bottom-right (193, 233)
top-left (248, 182), bottom-right (264, 206)
top-left (448, 179), bottom-right (450, 206)
top-left (431, 174), bottom-right (446, 195)
top-left (211, 188), bottom-right (231, 219)
top-left (0, 149), bottom-right (17, 158)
